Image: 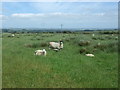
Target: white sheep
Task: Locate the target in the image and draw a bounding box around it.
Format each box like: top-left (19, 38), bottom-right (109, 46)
top-left (49, 41), bottom-right (63, 50)
top-left (85, 54), bottom-right (95, 57)
top-left (92, 34), bottom-right (95, 37)
top-left (11, 34), bottom-right (15, 37)
top-left (53, 49), bottom-right (59, 52)
top-left (98, 42), bottom-right (101, 45)
top-left (34, 49), bottom-right (47, 56)
top-left (115, 36), bottom-right (118, 40)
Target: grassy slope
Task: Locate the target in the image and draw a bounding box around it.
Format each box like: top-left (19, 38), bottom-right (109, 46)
top-left (2, 32), bottom-right (118, 88)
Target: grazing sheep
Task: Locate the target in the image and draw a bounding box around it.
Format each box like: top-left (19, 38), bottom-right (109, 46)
top-left (115, 36), bottom-right (118, 40)
top-left (85, 54), bottom-right (95, 57)
top-left (11, 34), bottom-right (15, 37)
top-left (98, 42), bottom-right (101, 46)
top-left (49, 40), bottom-right (63, 50)
top-left (92, 34), bottom-right (95, 37)
top-left (34, 49), bottom-right (47, 56)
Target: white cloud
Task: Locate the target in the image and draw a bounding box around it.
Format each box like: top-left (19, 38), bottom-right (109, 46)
top-left (0, 14), bottom-right (7, 20)
top-left (3, 12), bottom-right (117, 29)
top-left (11, 12), bottom-right (112, 18)
top-left (94, 13), bottom-right (105, 16)
top-left (0, 15), bottom-right (5, 18)
top-left (11, 13), bottom-right (45, 18)
top-left (11, 13), bottom-right (69, 18)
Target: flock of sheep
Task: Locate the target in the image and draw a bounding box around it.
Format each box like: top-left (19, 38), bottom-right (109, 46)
top-left (34, 39), bottom-right (95, 57)
top-left (11, 33), bottom-right (95, 57)
top-left (34, 40), bottom-right (64, 56)
top-left (9, 33), bottom-right (118, 57)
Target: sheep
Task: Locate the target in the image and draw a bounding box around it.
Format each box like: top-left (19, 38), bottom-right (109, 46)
top-left (115, 36), bottom-right (118, 40)
top-left (53, 49), bottom-right (59, 52)
top-left (34, 49), bottom-right (47, 56)
top-left (8, 34), bottom-right (15, 37)
top-left (92, 34), bottom-right (95, 37)
top-left (98, 42), bottom-right (101, 46)
top-left (11, 34), bottom-right (15, 37)
top-left (49, 40), bottom-right (63, 50)
top-left (85, 54), bottom-right (95, 57)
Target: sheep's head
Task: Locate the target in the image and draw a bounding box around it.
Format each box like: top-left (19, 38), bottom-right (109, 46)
top-left (59, 41), bottom-right (63, 47)
top-left (59, 39), bottom-right (63, 45)
top-left (34, 50), bottom-right (37, 55)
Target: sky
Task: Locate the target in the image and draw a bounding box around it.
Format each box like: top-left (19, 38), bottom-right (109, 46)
top-left (1, 2), bottom-right (118, 29)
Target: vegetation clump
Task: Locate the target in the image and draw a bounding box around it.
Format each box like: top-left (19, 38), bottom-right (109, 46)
top-left (24, 42), bottom-right (48, 48)
top-left (78, 40), bottom-right (90, 46)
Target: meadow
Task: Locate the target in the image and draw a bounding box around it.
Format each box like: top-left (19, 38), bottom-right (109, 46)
top-left (2, 30), bottom-right (118, 88)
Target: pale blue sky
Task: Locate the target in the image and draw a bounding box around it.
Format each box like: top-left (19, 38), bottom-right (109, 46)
top-left (1, 2), bottom-right (118, 29)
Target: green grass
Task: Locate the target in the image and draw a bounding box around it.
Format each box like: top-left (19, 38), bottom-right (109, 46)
top-left (2, 32), bottom-right (118, 88)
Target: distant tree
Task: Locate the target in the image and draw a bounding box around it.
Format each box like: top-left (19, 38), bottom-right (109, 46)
top-left (21, 32), bottom-right (25, 34)
top-left (62, 31), bottom-right (72, 33)
top-left (12, 31), bottom-right (17, 34)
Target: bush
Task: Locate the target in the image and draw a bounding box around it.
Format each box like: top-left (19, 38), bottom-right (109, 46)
top-left (94, 42), bottom-right (118, 52)
top-left (62, 31), bottom-right (72, 33)
top-left (94, 44), bottom-right (107, 51)
top-left (40, 42), bottom-right (48, 47)
top-left (78, 40), bottom-right (90, 46)
top-left (7, 35), bottom-right (12, 37)
top-left (99, 31), bottom-right (119, 34)
top-left (79, 48), bottom-right (87, 54)
top-left (24, 42), bottom-right (48, 48)
top-left (92, 37), bottom-right (98, 40)
top-left (79, 48), bottom-right (92, 54)
top-left (83, 32), bottom-right (91, 34)
top-left (92, 37), bottom-right (105, 40)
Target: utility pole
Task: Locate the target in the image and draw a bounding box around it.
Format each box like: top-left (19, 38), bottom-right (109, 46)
top-left (61, 24), bottom-right (63, 30)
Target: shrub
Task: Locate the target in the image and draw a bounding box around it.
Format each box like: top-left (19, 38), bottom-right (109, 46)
top-left (79, 48), bottom-right (87, 54)
top-left (36, 38), bottom-right (40, 40)
top-left (30, 43), bottom-right (40, 48)
top-left (24, 42), bottom-right (48, 48)
top-left (83, 32), bottom-right (91, 34)
top-left (78, 40), bottom-right (90, 46)
top-left (7, 35), bottom-right (12, 37)
top-left (94, 42), bottom-right (118, 52)
top-left (94, 44), bottom-right (107, 51)
top-left (92, 37), bottom-right (98, 40)
top-left (92, 37), bottom-right (105, 40)
top-left (40, 42), bottom-right (48, 47)
top-left (79, 48), bottom-right (92, 54)
top-left (62, 31), bottom-right (72, 33)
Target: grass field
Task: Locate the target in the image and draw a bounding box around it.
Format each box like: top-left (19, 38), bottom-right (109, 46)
top-left (2, 31), bottom-right (118, 88)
